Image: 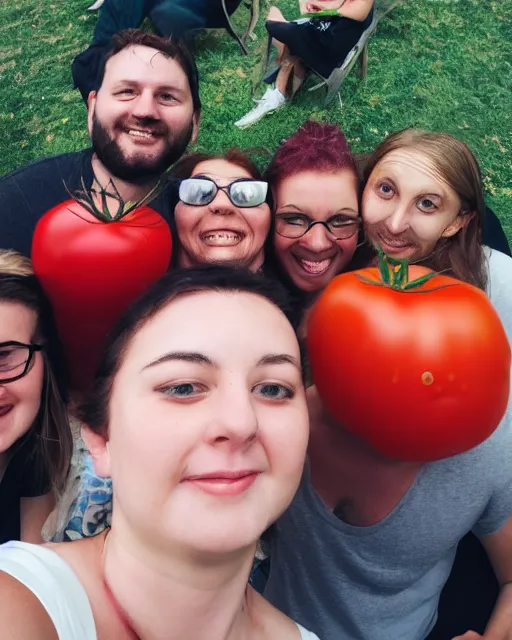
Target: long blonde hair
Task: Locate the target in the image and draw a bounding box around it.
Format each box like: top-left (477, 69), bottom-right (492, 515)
top-left (362, 129), bottom-right (487, 290)
top-left (0, 250), bottom-right (33, 276)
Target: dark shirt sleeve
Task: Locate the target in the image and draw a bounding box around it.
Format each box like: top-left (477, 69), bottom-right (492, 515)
top-left (13, 435), bottom-right (52, 498)
top-left (484, 207), bottom-right (511, 257)
top-left (20, 460), bottom-right (51, 498)
top-left (0, 170), bottom-right (44, 257)
top-left (0, 151), bottom-right (92, 257)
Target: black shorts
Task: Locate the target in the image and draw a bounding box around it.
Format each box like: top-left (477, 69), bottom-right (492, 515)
top-left (266, 12), bottom-right (373, 78)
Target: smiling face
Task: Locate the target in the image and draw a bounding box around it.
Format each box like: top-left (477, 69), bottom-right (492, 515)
top-left (363, 149), bottom-right (466, 261)
top-left (0, 302), bottom-right (44, 457)
top-left (174, 159), bottom-right (271, 271)
top-left (85, 290), bottom-right (308, 554)
top-left (87, 45), bottom-right (198, 183)
top-left (273, 170), bottom-right (359, 292)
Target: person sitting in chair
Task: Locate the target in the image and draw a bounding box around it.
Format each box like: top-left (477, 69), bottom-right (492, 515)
top-left (73, 0), bottom-right (244, 103)
top-left (235, 0), bottom-right (374, 129)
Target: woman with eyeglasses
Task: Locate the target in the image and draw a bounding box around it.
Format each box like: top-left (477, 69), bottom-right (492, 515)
top-left (171, 149), bottom-right (272, 272)
top-left (264, 120), bottom-right (360, 300)
top-left (0, 250), bottom-right (73, 545)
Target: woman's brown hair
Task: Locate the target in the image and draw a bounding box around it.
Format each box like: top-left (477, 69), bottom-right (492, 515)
top-left (0, 250), bottom-right (72, 493)
top-left (78, 266), bottom-right (304, 435)
top-left (170, 148), bottom-right (264, 182)
top-left (361, 129), bottom-right (488, 290)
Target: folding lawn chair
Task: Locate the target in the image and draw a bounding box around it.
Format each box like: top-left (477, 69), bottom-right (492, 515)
top-left (308, 0), bottom-right (406, 104)
top-left (222, 0), bottom-right (260, 54)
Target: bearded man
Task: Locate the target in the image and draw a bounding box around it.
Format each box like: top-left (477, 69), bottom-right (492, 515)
top-left (0, 28), bottom-right (200, 257)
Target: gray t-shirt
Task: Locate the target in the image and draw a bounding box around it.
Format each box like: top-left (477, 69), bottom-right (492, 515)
top-left (485, 247), bottom-right (512, 345)
top-left (264, 248), bottom-right (512, 640)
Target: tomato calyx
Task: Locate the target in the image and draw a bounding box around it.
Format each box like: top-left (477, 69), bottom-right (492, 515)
top-left (65, 175), bottom-right (164, 223)
top-left (356, 248), bottom-right (439, 292)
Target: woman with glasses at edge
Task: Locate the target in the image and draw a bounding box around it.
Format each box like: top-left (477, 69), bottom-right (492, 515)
top-left (0, 250), bottom-right (73, 544)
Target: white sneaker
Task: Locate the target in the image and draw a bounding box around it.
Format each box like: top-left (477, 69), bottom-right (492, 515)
top-left (235, 88), bottom-right (286, 129)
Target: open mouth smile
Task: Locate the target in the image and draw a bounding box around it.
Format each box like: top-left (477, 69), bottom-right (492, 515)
top-left (201, 231), bottom-right (245, 247)
top-left (124, 128), bottom-right (163, 142)
top-left (293, 255), bottom-right (334, 276)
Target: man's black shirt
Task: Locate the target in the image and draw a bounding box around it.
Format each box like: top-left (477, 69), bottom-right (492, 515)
top-left (0, 149), bottom-right (178, 257)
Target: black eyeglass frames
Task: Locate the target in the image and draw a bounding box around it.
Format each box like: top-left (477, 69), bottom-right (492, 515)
top-left (0, 341), bottom-right (43, 384)
top-left (275, 213), bottom-right (361, 240)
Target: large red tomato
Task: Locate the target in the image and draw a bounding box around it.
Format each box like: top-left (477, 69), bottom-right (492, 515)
top-left (32, 197), bottom-right (172, 393)
top-left (307, 256), bottom-right (511, 461)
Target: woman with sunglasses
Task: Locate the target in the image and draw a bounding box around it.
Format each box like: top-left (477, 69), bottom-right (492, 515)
top-left (0, 250), bottom-right (72, 544)
top-left (171, 149), bottom-right (272, 272)
top-left (264, 120), bottom-right (360, 303)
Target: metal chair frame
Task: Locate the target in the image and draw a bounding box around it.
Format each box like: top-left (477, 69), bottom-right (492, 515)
top-left (307, 0), bottom-right (406, 104)
top-left (222, 0), bottom-right (261, 54)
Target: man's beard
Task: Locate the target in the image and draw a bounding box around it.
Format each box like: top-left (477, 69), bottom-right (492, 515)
top-left (91, 111), bottom-right (194, 185)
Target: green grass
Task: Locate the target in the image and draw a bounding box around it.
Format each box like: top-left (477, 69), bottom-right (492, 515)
top-left (0, 0), bottom-right (510, 242)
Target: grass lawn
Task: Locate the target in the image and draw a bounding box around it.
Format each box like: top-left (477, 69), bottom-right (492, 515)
top-left (0, 0), bottom-right (510, 242)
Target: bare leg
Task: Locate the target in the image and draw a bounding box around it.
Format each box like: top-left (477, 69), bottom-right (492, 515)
top-left (267, 6), bottom-right (287, 22)
top-left (274, 41), bottom-right (289, 65)
top-left (276, 57), bottom-right (296, 96)
top-left (276, 57), bottom-right (307, 99)
top-left (291, 59), bottom-right (307, 97)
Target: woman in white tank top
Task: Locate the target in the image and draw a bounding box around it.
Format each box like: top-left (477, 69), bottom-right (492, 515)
top-left (0, 267), bottom-right (320, 640)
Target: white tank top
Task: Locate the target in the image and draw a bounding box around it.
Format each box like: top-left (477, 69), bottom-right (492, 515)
top-left (0, 541), bottom-right (320, 640)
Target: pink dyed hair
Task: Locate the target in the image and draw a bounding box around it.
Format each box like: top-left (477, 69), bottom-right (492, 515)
top-left (263, 120), bottom-right (357, 187)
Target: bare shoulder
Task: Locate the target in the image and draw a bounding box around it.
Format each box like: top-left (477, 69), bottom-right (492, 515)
top-left (247, 586), bottom-right (304, 639)
top-left (45, 534), bottom-right (111, 635)
top-left (45, 533), bottom-right (105, 599)
top-left (45, 530), bottom-right (104, 568)
top-left (0, 570), bottom-right (59, 639)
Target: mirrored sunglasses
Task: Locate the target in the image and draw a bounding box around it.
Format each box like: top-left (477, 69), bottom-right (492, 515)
top-left (179, 177), bottom-right (268, 208)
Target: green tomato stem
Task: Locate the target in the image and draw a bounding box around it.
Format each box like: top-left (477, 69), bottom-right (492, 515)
top-left (65, 175), bottom-right (165, 223)
top-left (376, 247), bottom-right (438, 291)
